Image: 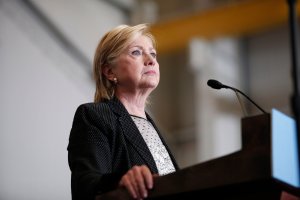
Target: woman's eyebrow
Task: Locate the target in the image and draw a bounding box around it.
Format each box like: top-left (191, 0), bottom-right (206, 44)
top-left (129, 45), bottom-right (143, 49)
top-left (129, 45), bottom-right (155, 51)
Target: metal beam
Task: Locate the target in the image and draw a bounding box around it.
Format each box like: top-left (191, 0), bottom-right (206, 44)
top-left (150, 0), bottom-right (300, 54)
top-left (100, 0), bottom-right (133, 15)
top-left (23, 0), bottom-right (92, 74)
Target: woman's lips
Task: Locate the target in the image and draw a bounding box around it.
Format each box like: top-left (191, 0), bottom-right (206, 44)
top-left (144, 70), bottom-right (156, 75)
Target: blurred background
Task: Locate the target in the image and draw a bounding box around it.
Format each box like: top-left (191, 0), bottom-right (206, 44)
top-left (0, 0), bottom-right (297, 199)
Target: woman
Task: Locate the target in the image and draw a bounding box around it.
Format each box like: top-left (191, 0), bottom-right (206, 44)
top-left (67, 24), bottom-right (179, 200)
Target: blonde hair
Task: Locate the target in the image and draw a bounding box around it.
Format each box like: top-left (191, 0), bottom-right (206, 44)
top-left (93, 24), bottom-right (156, 103)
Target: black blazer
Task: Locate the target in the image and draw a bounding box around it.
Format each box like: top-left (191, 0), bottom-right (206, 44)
top-left (67, 97), bottom-right (179, 200)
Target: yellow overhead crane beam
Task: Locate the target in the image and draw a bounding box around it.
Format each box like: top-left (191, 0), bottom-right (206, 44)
top-left (150, 0), bottom-right (300, 54)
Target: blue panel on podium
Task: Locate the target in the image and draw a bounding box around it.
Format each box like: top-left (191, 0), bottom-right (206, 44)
top-left (271, 109), bottom-right (300, 187)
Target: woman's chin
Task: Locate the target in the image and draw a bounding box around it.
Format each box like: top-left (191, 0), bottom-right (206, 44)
top-left (140, 81), bottom-right (159, 90)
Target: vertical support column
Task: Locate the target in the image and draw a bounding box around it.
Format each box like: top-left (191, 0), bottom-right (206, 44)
top-left (189, 37), bottom-right (244, 163)
top-left (287, 0), bottom-right (300, 185)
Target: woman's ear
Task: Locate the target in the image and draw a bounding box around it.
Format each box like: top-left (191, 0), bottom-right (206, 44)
top-left (102, 65), bottom-right (115, 81)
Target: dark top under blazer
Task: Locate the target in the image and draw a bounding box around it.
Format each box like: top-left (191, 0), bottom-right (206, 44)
top-left (67, 97), bottom-right (179, 200)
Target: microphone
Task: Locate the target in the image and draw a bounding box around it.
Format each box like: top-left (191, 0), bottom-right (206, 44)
top-left (207, 79), bottom-right (267, 115)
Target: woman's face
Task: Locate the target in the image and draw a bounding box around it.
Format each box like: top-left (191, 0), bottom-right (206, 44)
top-left (112, 34), bottom-right (160, 94)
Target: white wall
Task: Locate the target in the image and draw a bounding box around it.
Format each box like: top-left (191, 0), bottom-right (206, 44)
top-left (0, 1), bottom-right (126, 199)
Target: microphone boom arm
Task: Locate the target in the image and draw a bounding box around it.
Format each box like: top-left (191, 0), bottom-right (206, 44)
top-left (207, 79), bottom-right (267, 115)
top-left (233, 89), bottom-right (248, 116)
top-left (226, 86), bottom-right (267, 114)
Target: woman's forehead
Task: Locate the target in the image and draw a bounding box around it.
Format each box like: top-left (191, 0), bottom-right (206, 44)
top-left (127, 35), bottom-right (155, 49)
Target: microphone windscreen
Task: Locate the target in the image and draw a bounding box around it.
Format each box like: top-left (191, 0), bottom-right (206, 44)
top-left (207, 79), bottom-right (224, 89)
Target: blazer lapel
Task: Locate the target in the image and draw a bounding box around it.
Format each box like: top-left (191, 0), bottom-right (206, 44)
top-left (108, 97), bottom-right (158, 173)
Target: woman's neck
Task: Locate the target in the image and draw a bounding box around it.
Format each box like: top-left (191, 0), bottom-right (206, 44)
top-left (116, 93), bottom-right (148, 118)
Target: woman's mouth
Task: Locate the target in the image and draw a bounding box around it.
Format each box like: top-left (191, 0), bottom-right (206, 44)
top-left (144, 70), bottom-right (156, 75)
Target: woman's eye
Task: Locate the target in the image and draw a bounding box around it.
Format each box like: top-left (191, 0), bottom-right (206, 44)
top-left (131, 50), bottom-right (142, 56)
top-left (150, 52), bottom-right (157, 58)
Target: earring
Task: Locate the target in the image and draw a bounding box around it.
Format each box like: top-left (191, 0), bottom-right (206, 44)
top-left (113, 77), bottom-right (118, 84)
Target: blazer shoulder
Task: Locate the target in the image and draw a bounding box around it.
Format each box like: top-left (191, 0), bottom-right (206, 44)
top-left (73, 101), bottom-right (117, 126)
top-left (74, 101), bottom-right (112, 117)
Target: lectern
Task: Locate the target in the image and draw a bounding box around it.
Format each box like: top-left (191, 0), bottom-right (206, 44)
top-left (96, 109), bottom-right (300, 200)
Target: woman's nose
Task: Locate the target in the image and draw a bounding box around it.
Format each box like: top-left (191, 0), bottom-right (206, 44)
top-left (144, 53), bottom-right (155, 66)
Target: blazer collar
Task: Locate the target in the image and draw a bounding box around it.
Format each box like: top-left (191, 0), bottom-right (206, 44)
top-left (107, 97), bottom-right (159, 173)
top-left (107, 96), bottom-right (128, 117)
